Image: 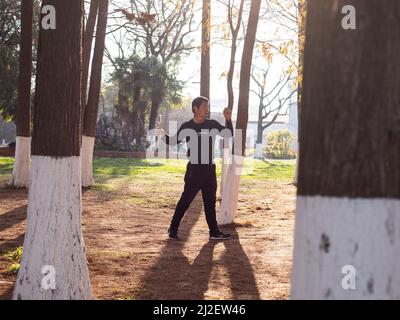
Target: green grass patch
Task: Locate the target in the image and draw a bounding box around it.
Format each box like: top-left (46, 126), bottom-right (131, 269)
top-left (241, 159), bottom-right (296, 181)
top-left (93, 157), bottom-right (295, 182)
top-left (0, 157), bottom-right (296, 197)
top-left (3, 246), bottom-right (23, 274)
top-left (92, 158), bottom-right (187, 185)
top-left (0, 157), bottom-right (14, 173)
top-left (0, 157), bottom-right (14, 185)
top-left (0, 156), bottom-right (295, 184)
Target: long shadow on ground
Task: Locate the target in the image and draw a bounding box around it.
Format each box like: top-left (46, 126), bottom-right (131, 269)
top-left (0, 205), bottom-right (27, 233)
top-left (136, 194), bottom-right (260, 300)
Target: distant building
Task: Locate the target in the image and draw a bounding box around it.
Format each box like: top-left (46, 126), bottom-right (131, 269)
top-left (210, 95), bottom-right (298, 153)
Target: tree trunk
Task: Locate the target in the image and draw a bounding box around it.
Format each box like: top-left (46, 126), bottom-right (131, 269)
top-left (10, 0), bottom-right (33, 188)
top-left (149, 96), bottom-right (161, 131)
top-left (138, 103), bottom-right (146, 144)
top-left (200, 0), bottom-right (210, 100)
top-left (82, 0), bottom-right (108, 187)
top-left (219, 0), bottom-right (261, 225)
top-left (132, 77), bottom-right (143, 146)
top-left (256, 103), bottom-right (264, 145)
top-left (13, 0), bottom-right (92, 300)
top-left (293, 0), bottom-right (307, 186)
top-left (235, 0), bottom-right (261, 156)
top-left (292, 0), bottom-right (400, 299)
top-left (164, 108), bottom-right (170, 159)
top-left (226, 0), bottom-right (244, 110)
top-left (255, 105), bottom-right (264, 159)
top-left (221, 0), bottom-right (244, 198)
top-left (81, 0), bottom-right (99, 137)
top-left (297, 0), bottom-right (306, 114)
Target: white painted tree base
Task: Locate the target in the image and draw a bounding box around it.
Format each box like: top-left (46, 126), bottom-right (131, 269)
top-left (291, 196), bottom-right (400, 300)
top-left (81, 135), bottom-right (95, 187)
top-left (13, 156), bottom-right (92, 300)
top-left (220, 148), bottom-right (230, 198)
top-left (218, 155), bottom-right (244, 225)
top-left (255, 143), bottom-right (263, 159)
top-left (9, 136), bottom-right (31, 188)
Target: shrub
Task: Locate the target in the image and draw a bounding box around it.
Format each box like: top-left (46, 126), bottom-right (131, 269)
top-left (265, 129), bottom-right (296, 159)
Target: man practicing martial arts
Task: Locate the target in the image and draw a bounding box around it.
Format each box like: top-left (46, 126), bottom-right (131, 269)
top-left (162, 96), bottom-right (233, 240)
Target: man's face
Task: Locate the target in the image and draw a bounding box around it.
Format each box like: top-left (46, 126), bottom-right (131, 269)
top-left (194, 101), bottom-right (210, 118)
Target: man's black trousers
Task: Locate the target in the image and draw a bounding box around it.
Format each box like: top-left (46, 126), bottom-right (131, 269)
top-left (169, 163), bottom-right (219, 236)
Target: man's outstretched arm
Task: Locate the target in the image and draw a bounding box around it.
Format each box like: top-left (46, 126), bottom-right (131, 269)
top-left (162, 124), bottom-right (185, 146)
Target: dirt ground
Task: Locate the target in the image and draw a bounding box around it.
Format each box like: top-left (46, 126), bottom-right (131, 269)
top-left (0, 179), bottom-right (296, 300)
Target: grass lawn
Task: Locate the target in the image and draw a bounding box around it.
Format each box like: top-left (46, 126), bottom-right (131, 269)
top-left (0, 158), bottom-right (14, 185)
top-left (0, 157), bottom-right (295, 183)
top-left (0, 156), bottom-right (295, 207)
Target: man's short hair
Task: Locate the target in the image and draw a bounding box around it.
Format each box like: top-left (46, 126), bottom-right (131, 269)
top-left (192, 96), bottom-right (209, 113)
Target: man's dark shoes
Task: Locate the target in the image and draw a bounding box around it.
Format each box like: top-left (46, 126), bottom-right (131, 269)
top-left (168, 228), bottom-right (180, 240)
top-left (209, 231), bottom-right (231, 240)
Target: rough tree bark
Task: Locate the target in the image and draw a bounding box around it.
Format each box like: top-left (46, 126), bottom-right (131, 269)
top-left (81, 0), bottom-right (99, 137)
top-left (13, 0), bottom-right (92, 300)
top-left (149, 92), bottom-right (161, 131)
top-left (254, 72), bottom-right (267, 158)
top-left (10, 0), bottom-right (33, 188)
top-left (219, 0), bottom-right (261, 225)
top-left (200, 0), bottom-right (210, 101)
top-left (291, 0), bottom-right (400, 299)
top-left (82, 0), bottom-right (108, 187)
top-left (293, 0), bottom-right (306, 185)
top-left (226, 0), bottom-right (244, 110)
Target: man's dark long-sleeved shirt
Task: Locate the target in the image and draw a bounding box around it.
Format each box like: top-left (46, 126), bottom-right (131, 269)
top-left (165, 119), bottom-right (234, 164)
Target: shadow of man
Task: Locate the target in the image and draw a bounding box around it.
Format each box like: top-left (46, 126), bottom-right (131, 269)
top-left (136, 194), bottom-right (206, 299)
top-left (137, 197), bottom-right (260, 300)
top-left (187, 240), bottom-right (218, 299)
top-left (221, 225), bottom-right (260, 299)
